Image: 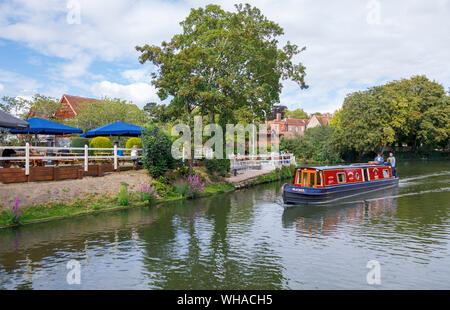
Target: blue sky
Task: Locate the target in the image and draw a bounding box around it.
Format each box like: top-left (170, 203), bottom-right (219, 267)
top-left (0, 0), bottom-right (449, 113)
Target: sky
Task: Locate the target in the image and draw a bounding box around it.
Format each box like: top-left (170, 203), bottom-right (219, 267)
top-left (0, 0), bottom-right (448, 113)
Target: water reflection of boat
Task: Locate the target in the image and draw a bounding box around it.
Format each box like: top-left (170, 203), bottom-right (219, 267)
top-left (282, 186), bottom-right (398, 233)
top-left (282, 163), bottom-right (399, 205)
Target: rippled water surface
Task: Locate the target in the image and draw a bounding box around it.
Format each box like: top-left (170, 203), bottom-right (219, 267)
top-left (0, 160), bottom-right (449, 289)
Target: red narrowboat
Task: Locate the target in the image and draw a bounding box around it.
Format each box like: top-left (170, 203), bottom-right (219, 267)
top-left (282, 163), bottom-right (399, 205)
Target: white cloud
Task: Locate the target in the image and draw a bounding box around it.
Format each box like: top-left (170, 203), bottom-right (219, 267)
top-left (0, 0), bottom-right (448, 112)
top-left (0, 83), bottom-right (4, 92)
top-left (91, 81), bottom-right (158, 107)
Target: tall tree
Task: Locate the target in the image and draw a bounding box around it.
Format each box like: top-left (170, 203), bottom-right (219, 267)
top-left (136, 4), bottom-right (308, 169)
top-left (136, 4), bottom-right (307, 122)
top-left (331, 75), bottom-right (449, 157)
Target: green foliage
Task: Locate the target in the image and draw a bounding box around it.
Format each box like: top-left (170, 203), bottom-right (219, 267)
top-left (174, 181), bottom-right (190, 198)
top-left (136, 3), bottom-right (308, 127)
top-left (281, 126), bottom-right (342, 163)
top-left (152, 179), bottom-right (169, 197)
top-left (125, 137), bottom-right (143, 155)
top-left (137, 184), bottom-right (156, 204)
top-left (142, 125), bottom-right (176, 178)
top-left (126, 137), bottom-right (142, 149)
top-left (204, 159), bottom-right (230, 177)
top-left (117, 182), bottom-right (130, 206)
top-left (71, 137), bottom-right (90, 153)
top-left (65, 97), bottom-right (148, 132)
top-left (90, 137), bottom-right (113, 155)
top-left (331, 75), bottom-right (450, 158)
top-left (285, 108), bottom-right (308, 119)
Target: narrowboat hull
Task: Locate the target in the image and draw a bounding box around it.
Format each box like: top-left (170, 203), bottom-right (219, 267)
top-left (283, 177), bottom-right (399, 206)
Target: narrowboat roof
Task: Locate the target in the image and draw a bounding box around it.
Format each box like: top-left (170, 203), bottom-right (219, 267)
top-left (296, 163), bottom-right (390, 170)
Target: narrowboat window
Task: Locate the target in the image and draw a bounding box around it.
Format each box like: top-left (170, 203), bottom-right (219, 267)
top-left (337, 173), bottom-right (346, 183)
top-left (302, 172), bottom-right (308, 187)
top-left (363, 168), bottom-right (369, 181)
top-left (383, 169), bottom-right (389, 178)
top-left (309, 173), bottom-right (315, 188)
top-left (296, 171), bottom-right (301, 184)
top-left (317, 172), bottom-right (322, 186)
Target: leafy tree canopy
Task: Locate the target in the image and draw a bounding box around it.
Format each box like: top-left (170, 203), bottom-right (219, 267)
top-left (331, 75), bottom-right (449, 157)
top-left (136, 3), bottom-right (308, 126)
top-left (285, 108), bottom-right (308, 119)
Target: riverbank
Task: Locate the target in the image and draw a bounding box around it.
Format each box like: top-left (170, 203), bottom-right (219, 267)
top-left (0, 165), bottom-right (296, 228)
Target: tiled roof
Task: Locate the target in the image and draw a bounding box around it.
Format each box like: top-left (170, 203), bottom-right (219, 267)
top-left (61, 94), bottom-right (103, 114)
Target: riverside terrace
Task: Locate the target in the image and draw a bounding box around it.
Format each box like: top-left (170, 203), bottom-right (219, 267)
top-left (0, 144), bottom-right (143, 184)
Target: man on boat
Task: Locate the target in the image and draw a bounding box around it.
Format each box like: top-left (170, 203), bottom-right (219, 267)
top-left (374, 153), bottom-right (384, 164)
top-left (388, 152), bottom-right (397, 177)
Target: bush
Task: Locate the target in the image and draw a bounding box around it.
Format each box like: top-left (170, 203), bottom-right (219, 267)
top-left (175, 174), bottom-right (205, 199)
top-left (137, 184), bottom-right (156, 203)
top-left (90, 137), bottom-right (113, 155)
top-left (125, 137), bottom-right (142, 155)
top-left (204, 159), bottom-right (230, 177)
top-left (71, 137), bottom-right (90, 153)
top-left (142, 125), bottom-right (176, 178)
top-left (152, 179), bottom-right (169, 197)
top-left (117, 182), bottom-right (129, 206)
top-left (7, 198), bottom-right (22, 225)
top-left (174, 181), bottom-right (190, 198)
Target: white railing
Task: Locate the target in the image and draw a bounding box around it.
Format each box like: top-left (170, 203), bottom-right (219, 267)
top-left (229, 153), bottom-right (296, 172)
top-left (0, 143), bottom-right (143, 175)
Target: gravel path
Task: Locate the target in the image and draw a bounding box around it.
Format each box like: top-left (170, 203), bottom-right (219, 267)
top-left (0, 170), bottom-right (152, 210)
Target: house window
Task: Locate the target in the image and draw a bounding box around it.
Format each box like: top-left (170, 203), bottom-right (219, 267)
top-left (383, 169), bottom-right (389, 178)
top-left (337, 173), bottom-right (346, 183)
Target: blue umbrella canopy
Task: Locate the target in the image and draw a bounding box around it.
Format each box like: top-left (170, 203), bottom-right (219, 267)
top-left (81, 121), bottom-right (142, 138)
top-left (9, 117), bottom-right (83, 134)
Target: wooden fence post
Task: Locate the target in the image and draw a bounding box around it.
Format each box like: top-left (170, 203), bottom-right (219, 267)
top-left (114, 145), bottom-right (118, 170)
top-left (25, 142), bottom-right (30, 176)
top-left (84, 144), bottom-right (88, 172)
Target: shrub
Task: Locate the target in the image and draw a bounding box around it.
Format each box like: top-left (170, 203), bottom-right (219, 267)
top-left (125, 137), bottom-right (142, 155)
top-left (137, 184), bottom-right (157, 203)
top-left (90, 137), bottom-right (113, 155)
top-left (204, 159), bottom-right (230, 177)
top-left (117, 182), bottom-right (129, 206)
top-left (7, 198), bottom-right (22, 225)
top-left (152, 179), bottom-right (169, 197)
top-left (174, 181), bottom-right (190, 198)
top-left (142, 125), bottom-right (176, 178)
top-left (71, 137), bottom-right (90, 153)
top-left (176, 173), bottom-right (205, 199)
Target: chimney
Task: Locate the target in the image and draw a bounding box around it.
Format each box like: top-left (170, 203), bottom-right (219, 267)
top-left (276, 113), bottom-right (281, 121)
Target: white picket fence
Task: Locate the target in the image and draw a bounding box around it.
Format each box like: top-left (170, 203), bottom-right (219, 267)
top-left (0, 143), bottom-right (143, 175)
top-left (229, 153), bottom-right (296, 172)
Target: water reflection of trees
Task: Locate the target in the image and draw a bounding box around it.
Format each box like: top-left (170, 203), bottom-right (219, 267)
top-left (140, 187), bottom-right (286, 289)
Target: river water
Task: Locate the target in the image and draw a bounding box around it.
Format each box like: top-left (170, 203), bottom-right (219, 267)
top-left (0, 160), bottom-right (449, 290)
